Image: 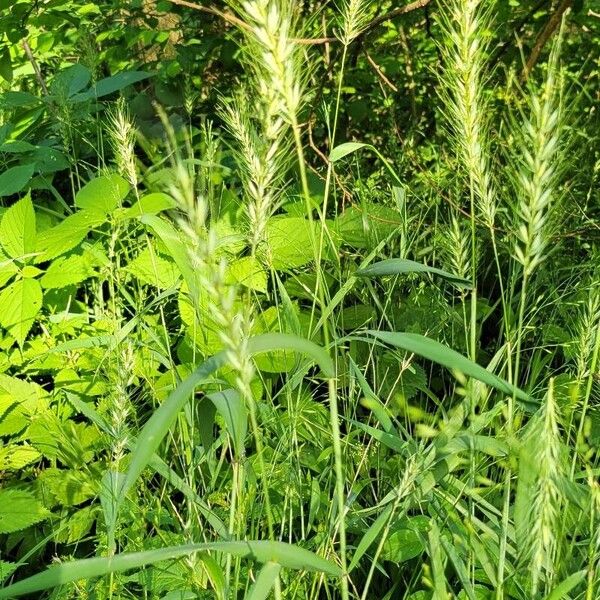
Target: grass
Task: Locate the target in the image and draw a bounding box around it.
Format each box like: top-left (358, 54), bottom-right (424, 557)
top-left (0, 0), bottom-right (598, 599)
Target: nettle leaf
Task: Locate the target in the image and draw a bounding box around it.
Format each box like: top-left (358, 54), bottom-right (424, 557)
top-left (0, 443), bottom-right (40, 470)
top-left (334, 204), bottom-right (401, 249)
top-left (0, 375), bottom-right (48, 437)
top-left (0, 561), bottom-right (17, 584)
top-left (0, 246), bottom-right (18, 287)
top-left (0, 194), bottom-right (36, 259)
top-left (380, 516), bottom-right (430, 563)
top-left (226, 256), bottom-right (268, 293)
top-left (37, 468), bottom-right (96, 506)
top-left (0, 91), bottom-right (40, 109)
top-left (0, 164), bottom-right (35, 197)
top-left (125, 246), bottom-right (180, 289)
top-left (22, 265), bottom-right (42, 278)
top-left (50, 63), bottom-right (91, 97)
top-left (265, 217), bottom-right (315, 269)
top-left (36, 210), bottom-right (106, 262)
top-left (75, 174), bottom-right (130, 215)
top-left (41, 254), bottom-right (96, 289)
top-left (53, 505), bottom-right (97, 545)
top-left (0, 278), bottom-right (43, 346)
top-left (0, 489), bottom-right (50, 534)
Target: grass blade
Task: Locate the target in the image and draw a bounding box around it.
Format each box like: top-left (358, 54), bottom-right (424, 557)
top-left (349, 504), bottom-right (393, 572)
top-left (245, 562), bottom-right (282, 600)
top-left (365, 331), bottom-right (534, 407)
top-left (357, 258), bottom-right (471, 288)
top-left (544, 570), bottom-right (587, 600)
top-left (0, 541), bottom-right (341, 598)
top-left (118, 333), bottom-right (334, 509)
top-left (206, 388), bottom-right (247, 457)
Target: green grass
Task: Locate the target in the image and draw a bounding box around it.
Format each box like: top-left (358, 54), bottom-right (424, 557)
top-left (0, 0), bottom-right (599, 599)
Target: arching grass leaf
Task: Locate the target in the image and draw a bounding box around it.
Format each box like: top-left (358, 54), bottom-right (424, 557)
top-left (357, 258), bottom-right (471, 288)
top-left (117, 334), bottom-right (333, 510)
top-left (0, 541), bottom-right (341, 598)
top-left (364, 331), bottom-right (533, 407)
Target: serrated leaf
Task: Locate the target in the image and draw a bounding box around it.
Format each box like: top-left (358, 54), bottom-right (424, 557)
top-left (37, 468), bottom-right (96, 506)
top-left (125, 246), bottom-right (180, 289)
top-left (0, 375), bottom-right (48, 437)
top-left (0, 164), bottom-right (34, 197)
top-left (0, 278), bottom-right (43, 346)
top-left (381, 516), bottom-right (429, 563)
top-left (0, 489), bottom-right (50, 534)
top-left (265, 217), bottom-right (315, 269)
top-left (36, 210), bottom-right (106, 262)
top-left (140, 215), bottom-right (197, 296)
top-left (0, 444), bottom-right (40, 470)
top-left (75, 174), bottom-right (130, 215)
top-left (0, 194), bottom-right (36, 258)
top-left (21, 265), bottom-right (42, 278)
top-left (0, 246), bottom-right (18, 287)
top-left (0, 561), bottom-right (17, 584)
top-left (0, 91), bottom-right (40, 109)
top-left (53, 506), bottom-right (97, 544)
top-left (334, 204), bottom-right (402, 248)
top-left (50, 63), bottom-right (91, 97)
top-left (226, 256), bottom-right (267, 293)
top-left (40, 254), bottom-right (95, 289)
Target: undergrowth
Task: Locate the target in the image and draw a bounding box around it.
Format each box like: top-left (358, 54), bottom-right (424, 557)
top-left (0, 0), bottom-right (598, 599)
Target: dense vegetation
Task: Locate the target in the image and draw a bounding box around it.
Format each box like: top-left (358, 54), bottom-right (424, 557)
top-left (0, 0), bottom-right (599, 598)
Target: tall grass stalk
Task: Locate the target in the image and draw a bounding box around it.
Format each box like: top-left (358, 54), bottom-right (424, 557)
top-left (437, 0), bottom-right (499, 588)
top-left (156, 114), bottom-right (281, 595)
top-left (231, 3), bottom-right (350, 596)
top-left (437, 0), bottom-right (498, 368)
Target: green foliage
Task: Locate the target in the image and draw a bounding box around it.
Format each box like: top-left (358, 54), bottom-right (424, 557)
top-left (0, 0), bottom-right (599, 599)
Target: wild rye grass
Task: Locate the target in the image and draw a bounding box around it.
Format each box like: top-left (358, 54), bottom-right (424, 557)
top-left (0, 1), bottom-right (598, 599)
